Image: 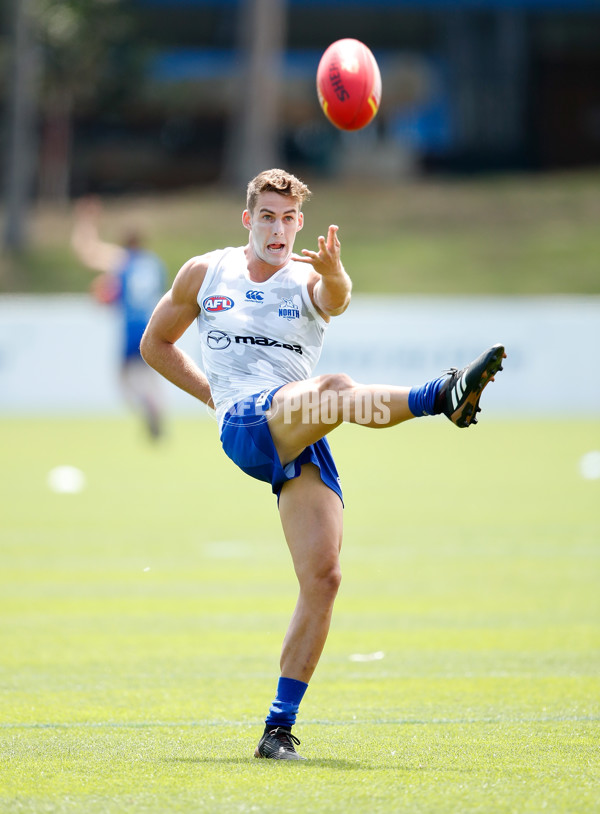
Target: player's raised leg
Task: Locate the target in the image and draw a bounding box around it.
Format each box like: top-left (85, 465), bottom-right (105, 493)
top-left (267, 343), bottom-right (507, 466)
top-left (267, 372), bottom-right (415, 466)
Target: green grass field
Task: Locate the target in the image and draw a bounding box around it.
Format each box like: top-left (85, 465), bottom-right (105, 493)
top-left (1, 416), bottom-right (599, 813)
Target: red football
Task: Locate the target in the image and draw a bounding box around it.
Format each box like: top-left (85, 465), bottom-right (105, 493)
top-left (316, 39), bottom-right (382, 131)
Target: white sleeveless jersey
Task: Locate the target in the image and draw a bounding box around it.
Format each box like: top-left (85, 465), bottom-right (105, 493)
top-left (196, 246), bottom-right (328, 427)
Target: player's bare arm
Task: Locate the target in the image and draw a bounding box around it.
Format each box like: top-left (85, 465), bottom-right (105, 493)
top-left (295, 224), bottom-right (352, 317)
top-left (140, 255), bottom-right (214, 407)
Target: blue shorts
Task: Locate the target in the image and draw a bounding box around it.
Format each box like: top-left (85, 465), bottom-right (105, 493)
top-left (220, 387), bottom-right (343, 505)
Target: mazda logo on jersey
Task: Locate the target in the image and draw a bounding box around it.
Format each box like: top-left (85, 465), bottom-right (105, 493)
top-left (206, 330), bottom-right (231, 349)
top-left (234, 335), bottom-right (303, 354)
top-left (203, 295), bottom-right (234, 312)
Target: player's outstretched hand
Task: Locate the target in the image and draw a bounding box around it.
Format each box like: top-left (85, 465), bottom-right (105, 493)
top-left (293, 225), bottom-right (343, 278)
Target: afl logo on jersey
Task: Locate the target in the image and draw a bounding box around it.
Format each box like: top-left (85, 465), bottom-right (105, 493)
top-left (203, 295), bottom-right (234, 312)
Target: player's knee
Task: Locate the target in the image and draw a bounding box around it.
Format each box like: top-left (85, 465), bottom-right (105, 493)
top-left (317, 372), bottom-right (355, 396)
top-left (326, 564), bottom-right (342, 595)
top-left (313, 560), bottom-right (342, 598)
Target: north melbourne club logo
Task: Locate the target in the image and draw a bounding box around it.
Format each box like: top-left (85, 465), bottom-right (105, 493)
top-left (278, 297), bottom-right (300, 321)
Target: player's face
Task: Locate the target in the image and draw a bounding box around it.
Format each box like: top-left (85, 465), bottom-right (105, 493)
top-left (243, 191), bottom-right (303, 267)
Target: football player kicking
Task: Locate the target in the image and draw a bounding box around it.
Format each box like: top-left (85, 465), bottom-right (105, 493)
top-left (141, 168), bottom-right (506, 760)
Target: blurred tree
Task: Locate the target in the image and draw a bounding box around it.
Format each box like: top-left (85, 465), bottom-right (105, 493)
top-left (223, 0), bottom-right (287, 186)
top-left (3, 0), bottom-right (133, 259)
top-left (34, 0), bottom-right (132, 202)
top-left (3, 0), bottom-right (39, 255)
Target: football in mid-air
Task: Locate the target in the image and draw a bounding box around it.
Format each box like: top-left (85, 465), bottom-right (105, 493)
top-left (316, 38), bottom-right (382, 131)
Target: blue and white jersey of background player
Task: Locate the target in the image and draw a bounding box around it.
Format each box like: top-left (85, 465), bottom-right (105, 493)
top-left (116, 249), bottom-right (166, 360)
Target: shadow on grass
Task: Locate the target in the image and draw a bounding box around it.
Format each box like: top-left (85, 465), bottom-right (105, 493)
top-left (166, 756), bottom-right (366, 770)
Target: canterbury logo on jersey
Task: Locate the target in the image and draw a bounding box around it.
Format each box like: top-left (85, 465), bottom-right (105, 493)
top-left (245, 290), bottom-right (264, 302)
top-left (235, 334), bottom-right (303, 354)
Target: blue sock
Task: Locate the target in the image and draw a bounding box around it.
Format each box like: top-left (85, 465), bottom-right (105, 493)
top-left (265, 676), bottom-right (308, 730)
top-left (408, 375), bottom-right (446, 417)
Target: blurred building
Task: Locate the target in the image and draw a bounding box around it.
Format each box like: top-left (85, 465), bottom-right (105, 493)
top-left (2, 0), bottom-right (600, 195)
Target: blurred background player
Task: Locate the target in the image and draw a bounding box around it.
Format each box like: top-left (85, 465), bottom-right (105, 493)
top-left (71, 197), bottom-right (167, 440)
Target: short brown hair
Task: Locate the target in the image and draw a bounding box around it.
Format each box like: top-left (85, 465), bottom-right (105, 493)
top-left (246, 169), bottom-right (311, 214)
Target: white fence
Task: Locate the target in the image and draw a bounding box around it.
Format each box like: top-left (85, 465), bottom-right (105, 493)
top-left (1, 294), bottom-right (598, 416)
